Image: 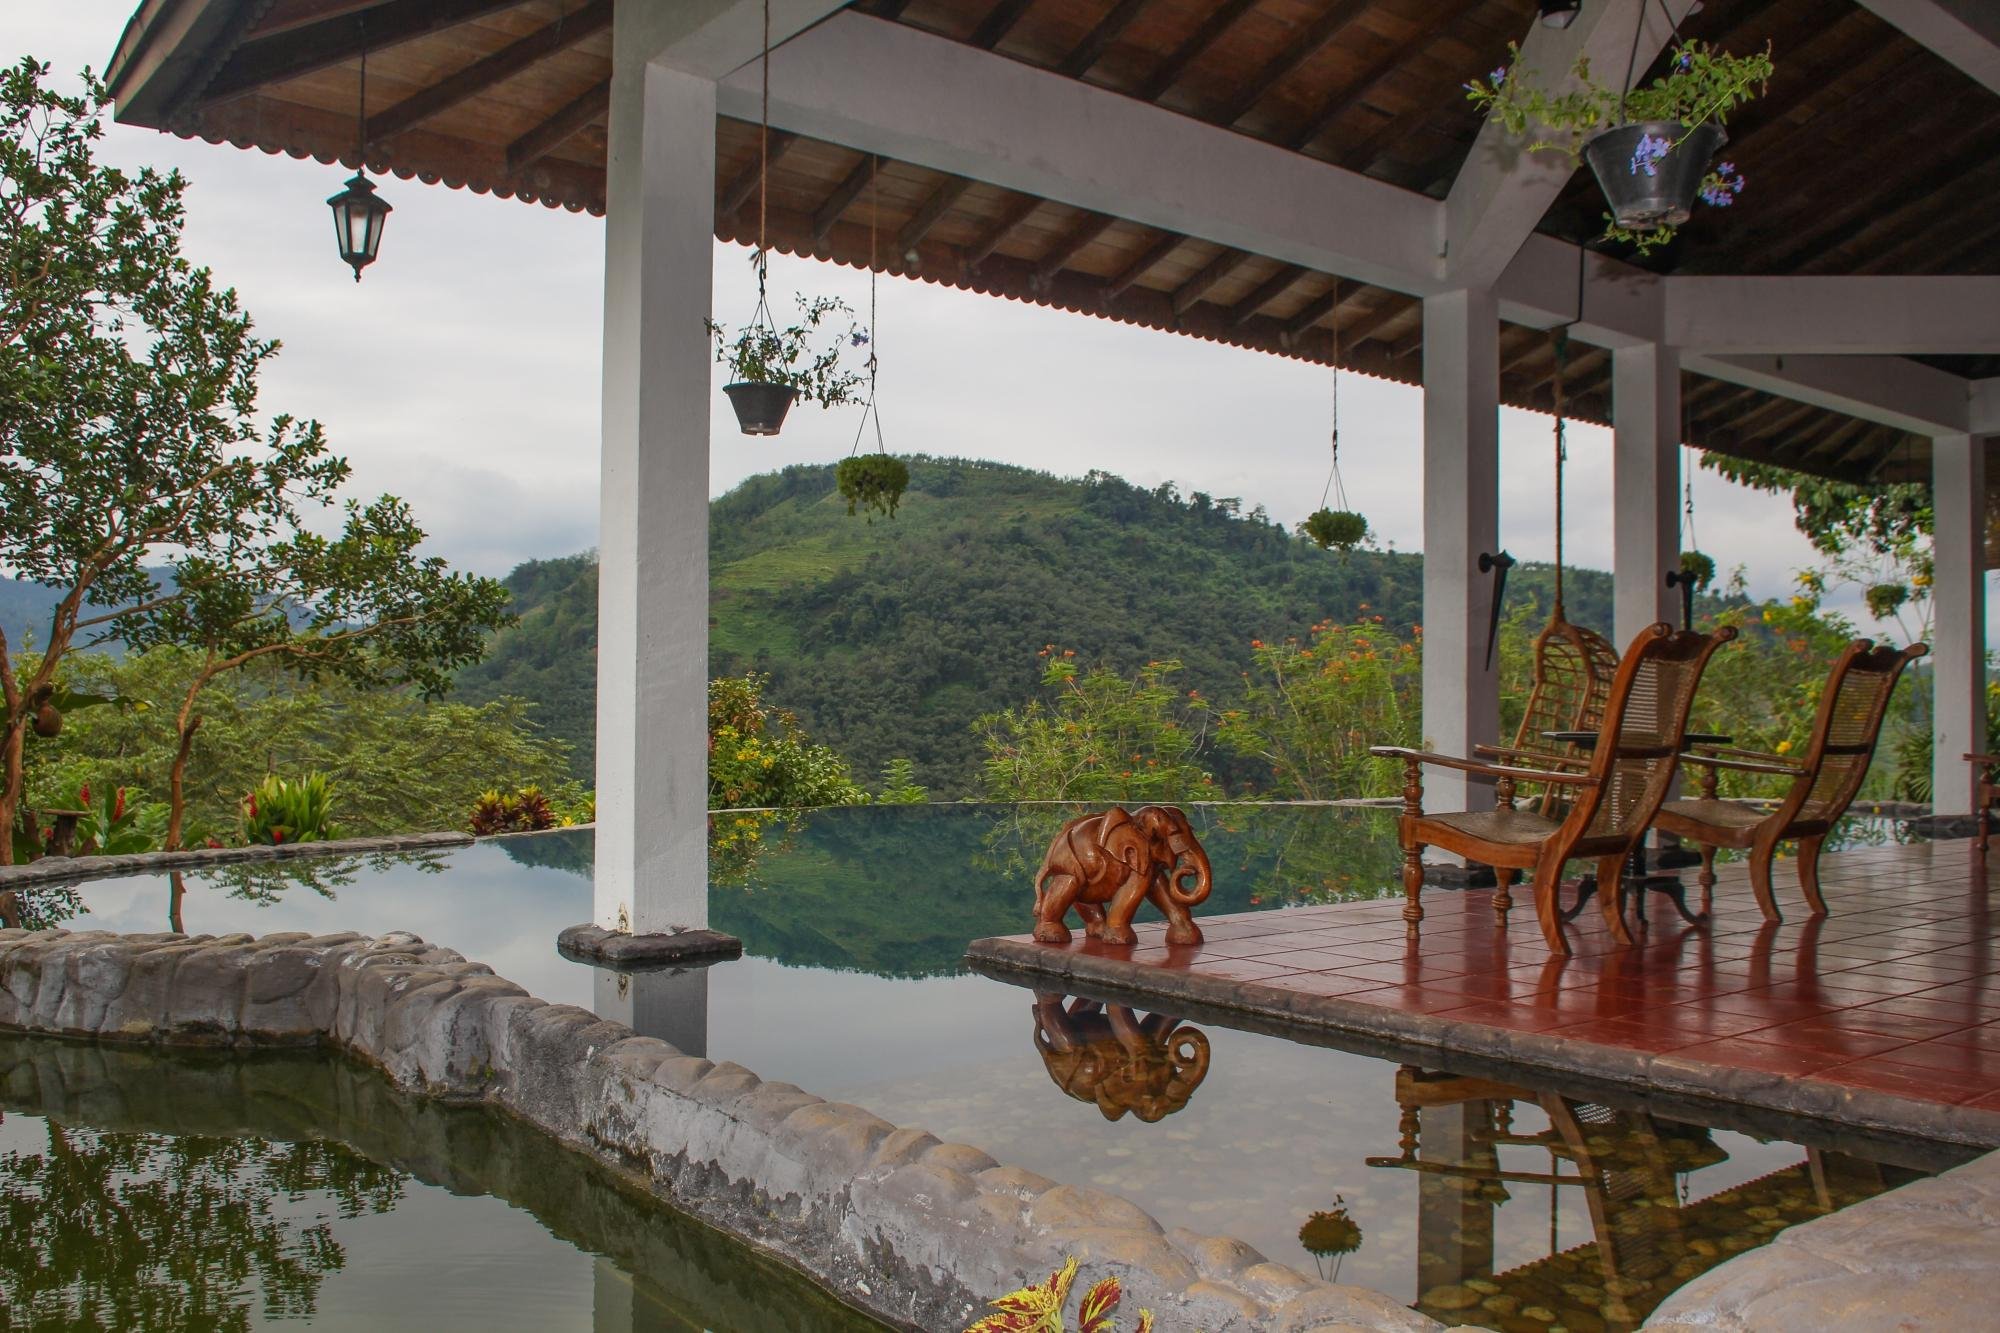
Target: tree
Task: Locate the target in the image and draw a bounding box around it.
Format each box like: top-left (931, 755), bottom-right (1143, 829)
top-left (0, 61), bottom-right (344, 860)
top-left (707, 673), bottom-right (867, 809)
top-left (0, 61), bottom-right (509, 853)
top-left (976, 653), bottom-right (1220, 802)
top-left (121, 498), bottom-right (512, 846)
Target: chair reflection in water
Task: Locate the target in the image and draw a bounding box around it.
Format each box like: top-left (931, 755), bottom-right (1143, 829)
top-left (1364, 1067), bottom-right (1912, 1331)
top-left (1032, 994), bottom-right (1211, 1123)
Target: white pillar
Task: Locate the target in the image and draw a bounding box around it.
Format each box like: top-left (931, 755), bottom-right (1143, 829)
top-left (1422, 289), bottom-right (1502, 812)
top-left (1931, 434), bottom-right (1988, 817)
top-left (1612, 344), bottom-right (1682, 646)
top-left (595, 29), bottom-right (715, 934)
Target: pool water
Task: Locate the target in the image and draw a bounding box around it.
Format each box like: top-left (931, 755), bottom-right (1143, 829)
top-left (0, 1037), bottom-right (884, 1331)
top-left (6, 804), bottom-right (1958, 1332)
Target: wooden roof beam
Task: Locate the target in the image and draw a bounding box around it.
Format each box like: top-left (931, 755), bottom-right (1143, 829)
top-left (1281, 281), bottom-right (1343, 344)
top-left (1104, 231), bottom-right (1185, 301)
top-left (199, 0), bottom-right (529, 106)
top-left (970, 0), bottom-right (1037, 50)
top-left (1342, 296), bottom-right (1414, 350)
top-left (719, 131), bottom-right (800, 217)
top-left (1170, 250), bottom-right (1250, 317)
top-left (810, 155), bottom-right (879, 246)
top-left (1212, 0), bottom-right (1369, 127)
top-left (367, 0), bottom-right (611, 143)
top-left (1283, 0), bottom-right (1484, 152)
top-left (1137, 0), bottom-right (1259, 101)
top-left (1227, 264), bottom-right (1308, 328)
top-left (896, 175), bottom-right (973, 253)
top-left (1033, 212), bottom-right (1118, 287)
top-left (504, 77), bottom-right (609, 175)
top-left (1060, 0), bottom-right (1148, 78)
top-left (965, 195), bottom-right (1043, 270)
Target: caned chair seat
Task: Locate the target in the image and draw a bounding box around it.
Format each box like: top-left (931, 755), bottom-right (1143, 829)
top-left (1656, 797), bottom-right (1767, 837)
top-left (1660, 639), bottom-right (1925, 922)
top-left (1423, 808), bottom-right (1561, 849)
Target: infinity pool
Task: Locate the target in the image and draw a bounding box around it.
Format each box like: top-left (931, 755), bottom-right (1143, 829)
top-left (5, 805), bottom-right (1952, 1331)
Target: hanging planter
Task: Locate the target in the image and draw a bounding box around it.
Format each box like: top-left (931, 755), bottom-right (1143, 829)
top-left (1678, 549), bottom-right (1716, 593)
top-left (837, 453), bottom-right (909, 520)
top-left (1583, 120), bottom-right (1726, 230)
top-left (709, 289), bottom-right (865, 437)
top-left (722, 380), bottom-right (798, 436)
top-left (1465, 38), bottom-right (1770, 254)
top-left (1303, 509), bottom-right (1368, 552)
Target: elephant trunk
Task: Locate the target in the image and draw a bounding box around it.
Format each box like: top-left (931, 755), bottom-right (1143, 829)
top-left (1161, 835), bottom-right (1212, 907)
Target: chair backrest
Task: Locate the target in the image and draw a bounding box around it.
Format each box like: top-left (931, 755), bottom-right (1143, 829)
top-left (1510, 614), bottom-right (1622, 747)
top-left (1565, 623), bottom-right (1738, 844)
top-left (1785, 639), bottom-right (1928, 827)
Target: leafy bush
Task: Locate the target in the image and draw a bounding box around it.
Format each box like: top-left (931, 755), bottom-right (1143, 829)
top-left (468, 786), bottom-right (557, 836)
top-left (239, 774), bottom-right (336, 846)
top-left (708, 674), bottom-right (867, 809)
top-left (875, 758), bottom-right (928, 804)
top-left (977, 653), bottom-right (1219, 803)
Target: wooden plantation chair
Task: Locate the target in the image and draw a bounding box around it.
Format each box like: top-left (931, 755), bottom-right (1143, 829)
top-left (1372, 623), bottom-right (1736, 954)
top-left (1656, 639), bottom-right (1927, 920)
top-left (1475, 612), bottom-right (1620, 816)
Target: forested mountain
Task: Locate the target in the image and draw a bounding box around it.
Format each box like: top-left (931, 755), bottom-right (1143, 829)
top-left (458, 457), bottom-right (1628, 794)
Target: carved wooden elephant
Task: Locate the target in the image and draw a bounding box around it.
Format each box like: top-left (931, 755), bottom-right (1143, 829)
top-left (1032, 993), bottom-right (1211, 1123)
top-left (1032, 804), bottom-right (1212, 947)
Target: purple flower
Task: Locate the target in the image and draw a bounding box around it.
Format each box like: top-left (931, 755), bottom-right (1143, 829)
top-left (1698, 162), bottom-right (1746, 208)
top-left (850, 330), bottom-right (871, 347)
top-left (1490, 65), bottom-right (1508, 88)
top-left (1674, 49), bottom-right (1693, 72)
top-left (1629, 133), bottom-right (1673, 177)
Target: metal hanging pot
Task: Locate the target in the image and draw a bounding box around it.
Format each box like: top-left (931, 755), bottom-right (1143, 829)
top-left (723, 381), bottom-right (799, 436)
top-left (1582, 121), bottom-right (1725, 229)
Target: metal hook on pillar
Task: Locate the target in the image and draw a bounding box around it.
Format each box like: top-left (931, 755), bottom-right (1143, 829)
top-left (1663, 567), bottom-right (1695, 631)
top-left (1478, 550), bottom-right (1516, 671)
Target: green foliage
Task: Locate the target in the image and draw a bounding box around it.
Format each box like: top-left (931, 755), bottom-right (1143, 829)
top-left (454, 554), bottom-right (597, 780)
top-left (1214, 618), bottom-right (1420, 799)
top-left (875, 757), bottom-right (928, 804)
top-left (1301, 509), bottom-right (1368, 552)
top-left (707, 291), bottom-right (864, 405)
top-left (977, 654), bottom-right (1219, 803)
top-left (1890, 682), bottom-right (2000, 803)
top-left (239, 773), bottom-right (335, 846)
top-left (1679, 550), bottom-right (1717, 593)
top-left (67, 781), bottom-right (169, 855)
top-left (836, 453), bottom-right (910, 520)
top-left (708, 673), bottom-right (867, 809)
top-left (25, 647), bottom-right (573, 838)
top-left (469, 785), bottom-right (556, 836)
top-left (1464, 39), bottom-right (1773, 151)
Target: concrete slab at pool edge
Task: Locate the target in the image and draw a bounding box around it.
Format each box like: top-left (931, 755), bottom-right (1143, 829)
top-left (0, 926), bottom-right (1433, 1333)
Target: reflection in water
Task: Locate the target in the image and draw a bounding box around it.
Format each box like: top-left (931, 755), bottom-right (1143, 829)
top-left (0, 1037), bottom-right (886, 1332)
top-left (0, 1117), bottom-right (404, 1326)
top-left (1365, 1066), bottom-right (1925, 1331)
top-left (1031, 994), bottom-right (1211, 1123)
top-left (1298, 1197), bottom-right (1364, 1282)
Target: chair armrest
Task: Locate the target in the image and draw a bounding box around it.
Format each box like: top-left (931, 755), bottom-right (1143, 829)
top-left (1681, 751), bottom-right (1805, 778)
top-left (1966, 753), bottom-right (2000, 766)
top-left (1473, 743), bottom-right (1591, 771)
top-left (1690, 743), bottom-right (1794, 765)
top-left (1370, 746), bottom-right (1601, 787)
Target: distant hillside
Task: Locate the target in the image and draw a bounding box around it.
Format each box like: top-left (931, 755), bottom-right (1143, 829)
top-left (460, 457), bottom-right (1627, 794)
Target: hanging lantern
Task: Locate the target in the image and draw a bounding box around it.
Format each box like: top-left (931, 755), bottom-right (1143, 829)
top-left (327, 173), bottom-right (391, 281)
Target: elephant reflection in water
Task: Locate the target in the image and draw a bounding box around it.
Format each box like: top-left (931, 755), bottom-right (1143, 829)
top-left (1032, 993), bottom-right (1211, 1123)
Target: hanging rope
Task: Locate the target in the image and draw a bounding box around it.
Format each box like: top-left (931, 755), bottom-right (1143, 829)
top-left (1320, 298), bottom-right (1348, 512)
top-left (1681, 393), bottom-right (1699, 553)
top-left (356, 29), bottom-right (368, 165)
top-left (1552, 327), bottom-right (1569, 616)
top-left (851, 154), bottom-right (884, 458)
top-left (756, 0), bottom-right (772, 315)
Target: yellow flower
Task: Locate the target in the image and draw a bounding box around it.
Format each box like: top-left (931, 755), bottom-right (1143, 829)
top-left (1775, 740), bottom-right (1792, 754)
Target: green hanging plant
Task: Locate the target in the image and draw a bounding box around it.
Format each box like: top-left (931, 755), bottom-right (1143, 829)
top-left (1865, 582), bottom-right (1910, 619)
top-left (1302, 508), bottom-right (1368, 553)
top-left (1298, 1198), bottom-right (1364, 1282)
top-left (1678, 549), bottom-right (1716, 593)
top-left (837, 453), bottom-right (909, 521)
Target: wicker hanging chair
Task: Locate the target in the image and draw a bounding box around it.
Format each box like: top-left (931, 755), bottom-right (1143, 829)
top-left (1475, 331), bottom-right (1618, 816)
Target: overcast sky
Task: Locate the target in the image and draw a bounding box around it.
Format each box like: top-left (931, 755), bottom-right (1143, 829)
top-left (13, 3), bottom-right (1956, 645)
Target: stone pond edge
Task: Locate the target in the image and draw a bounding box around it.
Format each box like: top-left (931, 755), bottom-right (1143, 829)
top-left (0, 925), bottom-right (1440, 1333)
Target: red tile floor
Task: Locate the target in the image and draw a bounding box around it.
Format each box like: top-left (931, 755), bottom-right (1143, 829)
top-left (995, 838), bottom-right (2000, 1126)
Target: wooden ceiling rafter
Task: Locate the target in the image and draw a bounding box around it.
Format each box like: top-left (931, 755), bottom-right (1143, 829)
top-left (1280, 279), bottom-right (1342, 344)
top-left (1170, 249), bottom-right (1251, 317)
top-left (1104, 229), bottom-right (1186, 301)
top-left (1209, 0), bottom-right (1370, 128)
top-left (719, 129), bottom-right (799, 216)
top-left (1283, 0), bottom-right (1483, 156)
top-left (1227, 262), bottom-right (1308, 327)
top-left (197, 0), bottom-right (529, 108)
top-left (504, 75), bottom-right (609, 176)
top-left (1060, 0), bottom-right (1149, 78)
top-left (964, 193), bottom-right (1044, 270)
top-left (1136, 0), bottom-right (1260, 102)
top-left (1033, 211), bottom-right (1118, 287)
top-left (367, 0), bottom-right (611, 143)
top-left (896, 174), bottom-right (973, 253)
top-left (968, 0), bottom-right (1036, 50)
top-left (810, 153), bottom-right (881, 246)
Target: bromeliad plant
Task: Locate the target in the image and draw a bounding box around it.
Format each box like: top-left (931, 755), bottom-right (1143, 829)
top-left (239, 773), bottom-right (336, 846)
top-left (964, 1257), bottom-right (1154, 1333)
top-left (1465, 39), bottom-right (1772, 254)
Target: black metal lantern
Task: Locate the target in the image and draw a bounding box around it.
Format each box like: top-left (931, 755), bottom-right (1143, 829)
top-left (327, 172), bottom-right (390, 281)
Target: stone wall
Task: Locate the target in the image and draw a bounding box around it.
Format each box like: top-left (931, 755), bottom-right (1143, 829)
top-left (0, 926), bottom-right (1438, 1333)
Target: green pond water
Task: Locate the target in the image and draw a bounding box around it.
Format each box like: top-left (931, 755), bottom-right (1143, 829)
top-left (0, 804), bottom-right (1959, 1331)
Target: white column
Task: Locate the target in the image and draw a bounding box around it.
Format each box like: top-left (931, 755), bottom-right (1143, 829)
top-left (1931, 434), bottom-right (1988, 817)
top-left (1422, 289), bottom-right (1502, 812)
top-left (595, 36), bottom-right (716, 933)
top-left (1612, 344), bottom-right (1682, 646)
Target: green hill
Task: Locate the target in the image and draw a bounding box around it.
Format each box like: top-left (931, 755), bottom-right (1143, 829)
top-left (458, 457), bottom-right (1622, 794)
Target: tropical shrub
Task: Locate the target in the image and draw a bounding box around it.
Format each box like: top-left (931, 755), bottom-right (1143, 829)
top-left (977, 653), bottom-right (1219, 803)
top-left (708, 674), bottom-right (867, 809)
top-left (1215, 618), bottom-right (1420, 799)
top-left (468, 786), bottom-right (557, 836)
top-left (239, 774), bottom-right (336, 846)
top-left (875, 758), bottom-right (928, 804)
